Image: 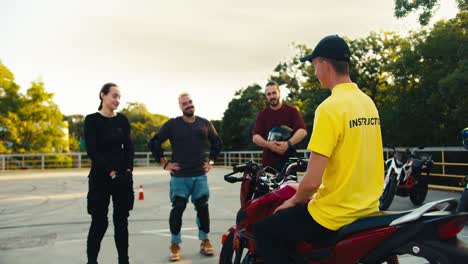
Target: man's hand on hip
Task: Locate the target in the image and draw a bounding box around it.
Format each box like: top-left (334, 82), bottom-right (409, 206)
top-left (203, 162), bottom-right (212, 173)
top-left (165, 162), bottom-right (180, 173)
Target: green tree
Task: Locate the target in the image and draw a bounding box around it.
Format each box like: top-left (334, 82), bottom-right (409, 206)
top-left (0, 62), bottom-right (21, 153)
top-left (0, 62), bottom-right (21, 115)
top-left (268, 31), bottom-right (434, 147)
top-left (0, 81), bottom-right (68, 153)
top-left (20, 82), bottom-right (68, 152)
top-left (220, 84), bottom-right (266, 150)
top-left (211, 119), bottom-right (222, 138)
top-left (270, 43), bottom-right (328, 137)
top-left (269, 34), bottom-right (406, 143)
top-left (64, 114), bottom-right (84, 151)
top-left (120, 102), bottom-right (169, 151)
top-left (394, 0), bottom-right (468, 25)
top-left (390, 10), bottom-right (468, 145)
top-left (348, 32), bottom-right (406, 104)
top-left (0, 63), bottom-right (68, 153)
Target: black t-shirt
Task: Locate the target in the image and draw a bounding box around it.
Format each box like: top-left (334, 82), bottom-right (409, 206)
top-left (84, 112), bottom-right (134, 180)
top-left (149, 116), bottom-right (222, 177)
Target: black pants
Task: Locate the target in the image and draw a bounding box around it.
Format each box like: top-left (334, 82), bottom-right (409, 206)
top-left (86, 176), bottom-right (134, 264)
top-left (253, 203), bottom-right (336, 264)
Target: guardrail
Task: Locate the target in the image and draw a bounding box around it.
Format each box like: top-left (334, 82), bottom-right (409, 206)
top-left (1, 147), bottom-right (466, 190)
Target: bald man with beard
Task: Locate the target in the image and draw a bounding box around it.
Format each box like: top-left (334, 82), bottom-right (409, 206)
top-left (148, 93), bottom-right (222, 261)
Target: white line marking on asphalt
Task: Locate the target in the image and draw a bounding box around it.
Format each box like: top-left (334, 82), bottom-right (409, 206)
top-left (157, 233), bottom-right (199, 240)
top-left (55, 238), bottom-right (86, 244)
top-left (140, 226), bottom-right (201, 240)
top-left (0, 192), bottom-right (86, 202)
top-left (140, 227), bottom-right (198, 234)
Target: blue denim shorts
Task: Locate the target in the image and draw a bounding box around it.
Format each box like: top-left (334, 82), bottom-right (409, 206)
top-left (169, 174), bottom-right (209, 203)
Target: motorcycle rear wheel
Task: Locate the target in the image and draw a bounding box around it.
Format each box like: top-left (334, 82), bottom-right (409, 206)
top-left (409, 180), bottom-right (428, 206)
top-left (219, 232), bottom-right (250, 264)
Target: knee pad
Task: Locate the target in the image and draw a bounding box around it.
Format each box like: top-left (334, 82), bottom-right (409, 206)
top-left (172, 196), bottom-right (188, 211)
top-left (170, 196), bottom-right (187, 234)
top-left (194, 195), bottom-right (208, 210)
top-left (194, 195), bottom-right (210, 233)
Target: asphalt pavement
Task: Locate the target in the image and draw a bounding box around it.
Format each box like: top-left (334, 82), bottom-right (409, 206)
top-left (0, 167), bottom-right (466, 264)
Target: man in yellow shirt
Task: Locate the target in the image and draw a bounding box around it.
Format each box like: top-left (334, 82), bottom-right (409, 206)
top-left (253, 35), bottom-right (384, 263)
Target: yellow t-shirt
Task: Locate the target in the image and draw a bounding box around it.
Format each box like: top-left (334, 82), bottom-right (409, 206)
top-left (307, 83), bottom-right (384, 231)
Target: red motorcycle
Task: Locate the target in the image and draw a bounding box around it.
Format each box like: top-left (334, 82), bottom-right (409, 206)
top-left (219, 159), bottom-right (468, 264)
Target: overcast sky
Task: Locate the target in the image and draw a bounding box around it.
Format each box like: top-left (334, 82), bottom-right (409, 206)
top-left (1, 0), bottom-right (458, 120)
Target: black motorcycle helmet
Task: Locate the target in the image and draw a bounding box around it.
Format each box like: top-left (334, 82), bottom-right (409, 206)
top-left (462, 127), bottom-right (468, 150)
top-left (267, 125), bottom-right (293, 141)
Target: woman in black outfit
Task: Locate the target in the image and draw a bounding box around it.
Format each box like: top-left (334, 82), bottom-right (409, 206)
top-left (84, 83), bottom-right (134, 264)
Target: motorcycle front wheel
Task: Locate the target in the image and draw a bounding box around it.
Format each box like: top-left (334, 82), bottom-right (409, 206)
top-left (219, 232), bottom-right (250, 264)
top-left (379, 174), bottom-right (397, 210)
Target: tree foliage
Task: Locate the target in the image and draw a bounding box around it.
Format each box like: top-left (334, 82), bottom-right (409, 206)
top-left (219, 7), bottom-right (467, 150)
top-left (63, 114), bottom-right (84, 151)
top-left (394, 0), bottom-right (468, 25)
top-left (220, 84), bottom-right (266, 151)
top-left (120, 102), bottom-right (169, 151)
top-left (2, 4), bottom-right (467, 153)
top-left (0, 64), bottom-right (68, 153)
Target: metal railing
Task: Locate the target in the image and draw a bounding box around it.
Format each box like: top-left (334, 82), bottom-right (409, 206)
top-left (1, 147), bottom-right (466, 189)
top-left (0, 151), bottom-right (303, 171)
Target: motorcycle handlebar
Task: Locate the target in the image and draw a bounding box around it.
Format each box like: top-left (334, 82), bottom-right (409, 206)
top-left (224, 171), bottom-right (246, 183)
top-left (233, 163), bottom-right (248, 173)
top-left (225, 158), bottom-right (307, 185)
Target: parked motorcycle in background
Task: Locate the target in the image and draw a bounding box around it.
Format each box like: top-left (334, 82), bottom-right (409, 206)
top-left (380, 147), bottom-right (433, 211)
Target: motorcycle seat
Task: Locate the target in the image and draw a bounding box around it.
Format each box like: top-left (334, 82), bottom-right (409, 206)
top-left (322, 211), bottom-right (410, 246)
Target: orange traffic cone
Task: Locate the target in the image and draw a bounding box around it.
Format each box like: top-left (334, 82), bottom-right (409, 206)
top-left (138, 185), bottom-right (144, 201)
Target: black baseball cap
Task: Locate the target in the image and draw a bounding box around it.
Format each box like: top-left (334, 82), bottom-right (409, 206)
top-left (300, 35), bottom-right (351, 63)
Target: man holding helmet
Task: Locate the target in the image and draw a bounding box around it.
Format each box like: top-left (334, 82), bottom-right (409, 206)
top-left (252, 81), bottom-right (308, 172)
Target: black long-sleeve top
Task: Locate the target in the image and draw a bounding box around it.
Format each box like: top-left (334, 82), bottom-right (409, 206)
top-left (148, 116), bottom-right (222, 177)
top-left (84, 112), bottom-right (134, 181)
